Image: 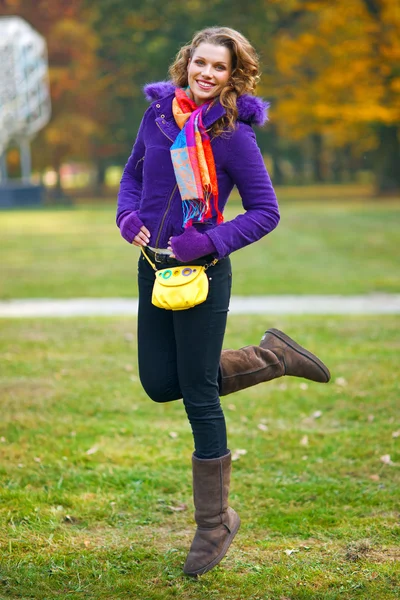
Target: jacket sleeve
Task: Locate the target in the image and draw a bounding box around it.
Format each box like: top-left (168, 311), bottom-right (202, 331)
top-left (206, 122), bottom-right (280, 258)
top-left (116, 107), bottom-right (151, 224)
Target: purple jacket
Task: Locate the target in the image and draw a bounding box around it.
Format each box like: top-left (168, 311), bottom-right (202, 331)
top-left (117, 81), bottom-right (280, 258)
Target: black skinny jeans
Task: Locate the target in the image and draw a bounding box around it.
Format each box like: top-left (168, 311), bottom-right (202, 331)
top-left (137, 252), bottom-right (232, 459)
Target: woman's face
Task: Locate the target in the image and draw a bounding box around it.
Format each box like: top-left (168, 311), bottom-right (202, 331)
top-left (187, 42), bottom-right (232, 105)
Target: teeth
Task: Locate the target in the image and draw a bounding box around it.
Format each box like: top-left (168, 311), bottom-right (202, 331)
top-left (197, 81), bottom-right (214, 89)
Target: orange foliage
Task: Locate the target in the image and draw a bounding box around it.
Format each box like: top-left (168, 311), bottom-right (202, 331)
top-left (267, 0), bottom-right (400, 150)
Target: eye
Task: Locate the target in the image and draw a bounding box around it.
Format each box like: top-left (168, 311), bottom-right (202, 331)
top-left (194, 59), bottom-right (204, 65)
top-left (216, 65), bottom-right (226, 71)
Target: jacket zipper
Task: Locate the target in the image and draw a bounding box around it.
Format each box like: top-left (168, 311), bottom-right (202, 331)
top-left (156, 120), bottom-right (174, 143)
top-left (135, 156), bottom-right (145, 169)
top-left (154, 119), bottom-right (177, 248)
top-left (154, 183), bottom-right (178, 249)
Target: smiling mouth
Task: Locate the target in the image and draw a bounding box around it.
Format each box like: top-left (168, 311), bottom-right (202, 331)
top-left (196, 80), bottom-right (215, 90)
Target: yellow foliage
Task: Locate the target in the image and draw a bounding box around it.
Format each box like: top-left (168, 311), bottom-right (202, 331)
top-left (268, 0), bottom-right (400, 149)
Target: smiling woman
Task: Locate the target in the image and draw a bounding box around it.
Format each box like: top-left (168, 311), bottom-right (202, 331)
top-left (187, 43), bottom-right (232, 106)
top-left (115, 25), bottom-right (330, 578)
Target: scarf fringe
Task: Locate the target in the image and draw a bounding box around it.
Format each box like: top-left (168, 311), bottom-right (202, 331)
top-left (182, 199), bottom-right (206, 228)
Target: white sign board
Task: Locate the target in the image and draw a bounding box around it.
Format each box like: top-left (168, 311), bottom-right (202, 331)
top-left (0, 16), bottom-right (51, 154)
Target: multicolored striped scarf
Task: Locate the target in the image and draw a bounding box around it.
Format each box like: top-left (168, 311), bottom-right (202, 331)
top-left (171, 87), bottom-right (223, 229)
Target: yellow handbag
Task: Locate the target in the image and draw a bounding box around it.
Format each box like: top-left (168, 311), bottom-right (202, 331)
top-left (141, 247), bottom-right (217, 311)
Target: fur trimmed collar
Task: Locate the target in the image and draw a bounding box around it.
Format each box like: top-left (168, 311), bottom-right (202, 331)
top-left (143, 81), bottom-right (269, 126)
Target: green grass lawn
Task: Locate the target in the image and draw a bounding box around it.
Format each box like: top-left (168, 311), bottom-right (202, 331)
top-left (1, 192), bottom-right (399, 299)
top-left (0, 315), bottom-right (399, 599)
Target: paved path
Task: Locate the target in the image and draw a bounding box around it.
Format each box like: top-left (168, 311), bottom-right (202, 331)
top-left (0, 294), bottom-right (400, 317)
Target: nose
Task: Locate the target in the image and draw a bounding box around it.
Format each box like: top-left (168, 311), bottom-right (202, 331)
top-left (201, 64), bottom-right (212, 78)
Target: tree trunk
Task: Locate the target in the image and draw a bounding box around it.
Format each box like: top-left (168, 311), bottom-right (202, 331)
top-left (94, 159), bottom-right (107, 197)
top-left (374, 125), bottom-right (400, 194)
top-left (265, 125), bottom-right (284, 185)
top-left (310, 134), bottom-right (324, 182)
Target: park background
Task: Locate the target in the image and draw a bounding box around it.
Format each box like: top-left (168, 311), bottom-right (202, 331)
top-left (0, 0), bottom-right (399, 598)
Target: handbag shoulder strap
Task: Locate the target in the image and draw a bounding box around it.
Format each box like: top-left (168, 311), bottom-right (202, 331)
top-left (140, 247), bottom-right (157, 271)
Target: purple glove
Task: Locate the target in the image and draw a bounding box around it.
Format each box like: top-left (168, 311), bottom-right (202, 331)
top-left (118, 210), bottom-right (145, 244)
top-left (170, 226), bottom-right (217, 262)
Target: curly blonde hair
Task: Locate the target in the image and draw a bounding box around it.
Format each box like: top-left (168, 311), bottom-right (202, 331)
top-left (169, 27), bottom-right (260, 135)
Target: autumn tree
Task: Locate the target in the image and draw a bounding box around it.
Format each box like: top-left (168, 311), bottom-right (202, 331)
top-left (269, 0), bottom-right (400, 193)
top-left (85, 0), bottom-right (279, 181)
top-left (0, 0), bottom-right (102, 191)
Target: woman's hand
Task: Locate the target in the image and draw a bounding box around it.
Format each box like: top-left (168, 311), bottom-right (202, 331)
top-left (167, 237), bottom-right (176, 258)
top-left (119, 211), bottom-right (150, 246)
top-left (168, 226), bottom-right (216, 262)
top-left (133, 225), bottom-right (151, 247)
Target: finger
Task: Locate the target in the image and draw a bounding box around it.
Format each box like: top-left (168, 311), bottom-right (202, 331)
top-left (133, 235), bottom-right (146, 246)
top-left (137, 231), bottom-right (149, 244)
top-left (141, 225), bottom-right (151, 237)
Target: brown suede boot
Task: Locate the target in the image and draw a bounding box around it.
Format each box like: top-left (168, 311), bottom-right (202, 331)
top-left (183, 451), bottom-right (240, 577)
top-left (220, 328), bottom-right (330, 396)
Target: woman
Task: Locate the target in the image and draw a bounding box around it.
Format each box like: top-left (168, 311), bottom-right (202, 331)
top-left (116, 26), bottom-right (330, 577)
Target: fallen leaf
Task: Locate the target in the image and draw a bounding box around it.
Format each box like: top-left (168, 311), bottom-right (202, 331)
top-left (86, 446), bottom-right (99, 455)
top-left (64, 515), bottom-right (79, 524)
top-left (368, 414), bottom-right (374, 422)
top-left (258, 423), bottom-right (268, 431)
top-left (284, 549), bottom-right (299, 556)
top-left (277, 383), bottom-right (288, 391)
top-left (392, 431), bottom-right (400, 438)
top-left (380, 454), bottom-right (393, 465)
top-left (124, 333), bottom-right (134, 342)
top-left (335, 377), bottom-right (347, 387)
top-left (312, 410), bottom-right (323, 419)
top-left (241, 416), bottom-right (248, 423)
top-left (300, 435), bottom-right (309, 447)
top-left (166, 503), bottom-right (187, 512)
top-left (124, 364), bottom-right (133, 372)
top-left (83, 540), bottom-right (90, 547)
top-left (0, 437), bottom-right (6, 443)
top-left (232, 449), bottom-right (247, 461)
top-left (369, 474), bottom-right (380, 481)
top-left (227, 404), bottom-right (236, 411)
top-left (299, 383), bottom-right (308, 390)
top-left (169, 432), bottom-right (178, 439)
top-left (302, 455), bottom-right (308, 460)
top-left (33, 457), bottom-right (41, 463)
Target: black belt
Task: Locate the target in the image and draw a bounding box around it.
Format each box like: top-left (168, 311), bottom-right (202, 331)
top-left (143, 247), bottom-right (179, 265)
top-left (143, 247), bottom-right (216, 266)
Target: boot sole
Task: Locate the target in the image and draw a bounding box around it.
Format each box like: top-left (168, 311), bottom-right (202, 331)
top-left (264, 328), bottom-right (330, 383)
top-left (183, 513), bottom-right (241, 577)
